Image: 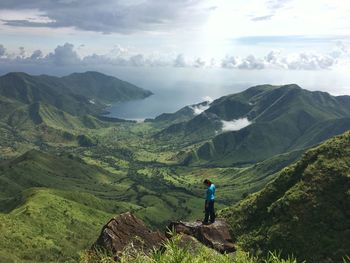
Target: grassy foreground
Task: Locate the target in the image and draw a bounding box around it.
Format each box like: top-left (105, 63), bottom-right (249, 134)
top-left (80, 235), bottom-right (304, 263)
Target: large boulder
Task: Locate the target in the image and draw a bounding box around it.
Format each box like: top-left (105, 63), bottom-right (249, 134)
top-left (168, 220), bottom-right (236, 253)
top-left (93, 212), bottom-right (166, 255)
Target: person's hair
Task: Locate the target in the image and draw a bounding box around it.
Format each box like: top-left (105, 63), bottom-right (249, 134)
top-left (203, 179), bottom-right (212, 185)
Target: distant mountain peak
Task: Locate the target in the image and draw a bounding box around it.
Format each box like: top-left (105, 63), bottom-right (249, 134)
top-left (153, 83), bottom-right (350, 166)
top-left (67, 71), bottom-right (110, 77)
top-left (3, 72), bottom-right (31, 77)
top-left (0, 71), bottom-right (152, 117)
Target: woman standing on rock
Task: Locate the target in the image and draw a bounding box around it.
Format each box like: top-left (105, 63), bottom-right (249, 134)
top-left (203, 179), bottom-right (216, 224)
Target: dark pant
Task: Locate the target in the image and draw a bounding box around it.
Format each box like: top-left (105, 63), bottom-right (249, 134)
top-left (204, 200), bottom-right (215, 223)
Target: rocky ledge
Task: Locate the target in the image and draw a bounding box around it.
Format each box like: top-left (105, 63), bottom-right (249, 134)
top-left (93, 212), bottom-right (235, 256)
top-left (93, 212), bottom-right (166, 255)
top-left (168, 220), bottom-right (236, 253)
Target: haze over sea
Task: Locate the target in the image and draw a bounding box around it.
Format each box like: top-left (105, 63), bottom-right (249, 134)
top-left (1, 65), bottom-right (349, 120)
top-left (102, 67), bottom-right (350, 120)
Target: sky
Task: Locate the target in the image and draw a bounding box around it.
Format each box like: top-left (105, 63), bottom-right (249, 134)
top-left (0, 0), bottom-right (350, 97)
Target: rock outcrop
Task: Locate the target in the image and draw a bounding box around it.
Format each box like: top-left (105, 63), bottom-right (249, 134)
top-left (93, 213), bottom-right (235, 256)
top-left (93, 212), bottom-right (166, 255)
top-left (168, 220), bottom-right (236, 253)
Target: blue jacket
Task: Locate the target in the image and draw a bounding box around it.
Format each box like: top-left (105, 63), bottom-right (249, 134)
top-left (206, 184), bottom-right (215, 201)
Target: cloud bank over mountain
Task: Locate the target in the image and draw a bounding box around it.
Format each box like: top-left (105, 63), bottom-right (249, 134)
top-left (1, 42), bottom-right (349, 71)
top-left (1, 0), bottom-right (349, 76)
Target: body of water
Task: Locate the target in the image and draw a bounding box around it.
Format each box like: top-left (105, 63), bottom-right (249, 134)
top-left (100, 67), bottom-right (350, 120)
top-left (2, 66), bottom-right (348, 120)
top-left (106, 82), bottom-right (249, 120)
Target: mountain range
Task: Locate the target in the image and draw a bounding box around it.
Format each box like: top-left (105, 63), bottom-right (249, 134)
top-left (0, 72), bottom-right (349, 262)
top-left (153, 84), bottom-right (350, 166)
top-left (0, 71), bottom-right (152, 152)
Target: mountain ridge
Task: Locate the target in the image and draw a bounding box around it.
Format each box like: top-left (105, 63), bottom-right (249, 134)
top-left (222, 131), bottom-right (350, 262)
top-left (178, 84), bottom-right (350, 165)
top-left (0, 71), bottom-right (153, 117)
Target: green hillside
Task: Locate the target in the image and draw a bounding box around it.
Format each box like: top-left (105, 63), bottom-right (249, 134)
top-left (0, 150), bottom-right (119, 200)
top-left (0, 149), bottom-right (203, 261)
top-left (191, 85), bottom-right (350, 165)
top-left (1, 101), bottom-right (108, 147)
top-left (155, 85), bottom-right (278, 143)
top-left (155, 111), bottom-right (222, 144)
top-left (150, 101), bottom-right (211, 125)
top-left (154, 84), bottom-right (350, 165)
top-left (0, 71), bottom-right (152, 117)
top-left (0, 78), bottom-right (349, 262)
top-left (0, 140), bottom-right (305, 262)
top-left (0, 72), bottom-right (99, 116)
top-left (61, 71), bottom-right (153, 104)
top-left (0, 71), bottom-right (153, 155)
top-left (222, 131), bottom-right (350, 262)
top-left (0, 150), bottom-right (123, 262)
top-left (0, 188), bottom-right (113, 263)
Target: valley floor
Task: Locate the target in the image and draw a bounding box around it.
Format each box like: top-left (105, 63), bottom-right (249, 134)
top-left (0, 121), bottom-right (299, 262)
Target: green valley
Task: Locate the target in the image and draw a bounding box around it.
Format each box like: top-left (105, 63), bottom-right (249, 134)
top-left (0, 72), bottom-right (349, 262)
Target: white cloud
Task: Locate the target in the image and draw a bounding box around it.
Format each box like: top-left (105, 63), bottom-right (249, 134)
top-left (221, 50), bottom-right (338, 70)
top-left (173, 54), bottom-right (188, 67)
top-left (0, 45), bottom-right (6, 57)
top-left (190, 101), bottom-right (211, 115)
top-left (18, 46), bottom-right (26, 58)
top-left (221, 118), bottom-right (252, 132)
top-left (250, 0), bottom-right (292, 21)
top-left (129, 54), bottom-right (145, 67)
top-left (285, 53), bottom-right (334, 70)
top-left (46, 43), bottom-right (80, 66)
top-left (30, 49), bottom-right (43, 60)
top-left (202, 96), bottom-right (213, 103)
top-left (1, 0), bottom-right (350, 66)
top-left (109, 45), bottom-right (129, 58)
top-left (193, 57), bottom-right (206, 68)
top-left (0, 42), bottom-right (349, 71)
top-left (331, 41), bottom-right (350, 59)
